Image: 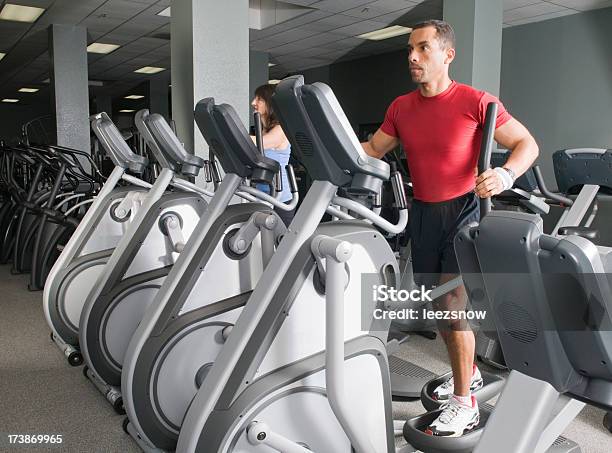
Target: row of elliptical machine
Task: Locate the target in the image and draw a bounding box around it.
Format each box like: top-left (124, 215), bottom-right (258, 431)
top-left (0, 142), bottom-right (103, 290)
top-left (118, 97), bottom-right (306, 451)
top-left (44, 110), bottom-right (209, 376)
top-left (44, 105), bottom-right (300, 417)
top-left (83, 104), bottom-right (300, 413)
top-left (119, 75), bottom-right (411, 453)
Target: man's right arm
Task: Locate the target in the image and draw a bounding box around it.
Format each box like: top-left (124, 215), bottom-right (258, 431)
top-left (361, 129), bottom-right (400, 159)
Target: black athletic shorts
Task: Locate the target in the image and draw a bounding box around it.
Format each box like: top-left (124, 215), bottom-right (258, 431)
top-left (409, 191), bottom-right (479, 289)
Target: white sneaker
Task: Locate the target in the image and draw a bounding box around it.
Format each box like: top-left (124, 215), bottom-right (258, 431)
top-left (425, 396), bottom-right (480, 437)
top-left (432, 365), bottom-right (483, 401)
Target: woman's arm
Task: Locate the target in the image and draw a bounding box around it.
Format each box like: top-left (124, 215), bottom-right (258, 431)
top-left (250, 124), bottom-right (289, 150)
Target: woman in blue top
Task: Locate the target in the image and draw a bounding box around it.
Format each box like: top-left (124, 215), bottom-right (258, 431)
top-left (251, 83), bottom-right (294, 226)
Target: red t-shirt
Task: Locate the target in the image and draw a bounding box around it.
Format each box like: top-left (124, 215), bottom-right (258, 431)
top-left (380, 81), bottom-right (512, 202)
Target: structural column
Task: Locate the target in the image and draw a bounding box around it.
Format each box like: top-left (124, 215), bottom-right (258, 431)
top-left (443, 0), bottom-right (503, 96)
top-left (171, 0), bottom-right (249, 179)
top-left (249, 50), bottom-right (269, 98)
top-left (249, 50), bottom-right (269, 127)
top-left (48, 24), bottom-right (90, 153)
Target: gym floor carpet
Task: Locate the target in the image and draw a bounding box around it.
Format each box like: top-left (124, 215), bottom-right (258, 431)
top-left (1, 265), bottom-right (610, 452)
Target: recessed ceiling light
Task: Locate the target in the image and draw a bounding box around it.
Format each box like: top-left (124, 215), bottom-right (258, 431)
top-left (2, 98), bottom-right (19, 103)
top-left (18, 88), bottom-right (38, 93)
top-left (268, 79), bottom-right (281, 84)
top-left (268, 62), bottom-right (276, 67)
top-left (358, 25), bottom-right (412, 41)
top-left (0, 52), bottom-right (5, 61)
top-left (0, 4), bottom-right (45, 23)
top-left (157, 7), bottom-right (170, 17)
top-left (134, 66), bottom-right (166, 74)
top-left (88, 80), bottom-right (104, 87)
top-left (125, 95), bottom-right (145, 100)
top-left (119, 109), bottom-right (135, 113)
top-left (87, 43), bottom-right (120, 54)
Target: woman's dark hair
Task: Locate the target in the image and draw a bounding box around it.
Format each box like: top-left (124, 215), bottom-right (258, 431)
top-left (254, 83), bottom-right (279, 132)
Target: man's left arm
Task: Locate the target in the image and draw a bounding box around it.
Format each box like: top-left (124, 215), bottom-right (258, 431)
top-left (475, 118), bottom-right (539, 198)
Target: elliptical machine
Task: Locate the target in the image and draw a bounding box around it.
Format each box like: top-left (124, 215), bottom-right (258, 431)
top-left (455, 172), bottom-right (612, 452)
top-left (474, 148), bottom-right (612, 371)
top-left (44, 116), bottom-right (152, 367)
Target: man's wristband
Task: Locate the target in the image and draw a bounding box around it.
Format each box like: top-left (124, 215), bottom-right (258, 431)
top-left (502, 166), bottom-right (516, 181)
top-left (493, 167), bottom-right (514, 191)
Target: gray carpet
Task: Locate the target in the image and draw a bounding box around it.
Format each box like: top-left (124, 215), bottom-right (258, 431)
top-left (1, 264), bottom-right (611, 452)
top-left (0, 265), bottom-right (139, 453)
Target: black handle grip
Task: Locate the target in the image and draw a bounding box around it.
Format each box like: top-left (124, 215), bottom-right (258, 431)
top-left (478, 102), bottom-right (498, 218)
top-left (274, 169), bottom-right (283, 192)
top-left (203, 160), bottom-right (212, 183)
top-left (210, 158), bottom-right (222, 183)
top-left (391, 171), bottom-right (408, 210)
top-left (254, 112), bottom-right (264, 155)
top-left (373, 190), bottom-right (382, 208)
top-left (286, 164), bottom-right (298, 193)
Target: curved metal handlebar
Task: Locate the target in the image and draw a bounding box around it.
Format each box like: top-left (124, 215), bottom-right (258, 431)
top-left (532, 165), bottom-right (573, 206)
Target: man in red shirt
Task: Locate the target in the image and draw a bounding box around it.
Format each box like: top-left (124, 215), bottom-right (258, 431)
top-left (362, 20), bottom-right (539, 437)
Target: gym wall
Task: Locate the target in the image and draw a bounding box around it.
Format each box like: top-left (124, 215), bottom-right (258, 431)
top-left (500, 6), bottom-right (612, 186)
top-left (303, 49), bottom-right (418, 130)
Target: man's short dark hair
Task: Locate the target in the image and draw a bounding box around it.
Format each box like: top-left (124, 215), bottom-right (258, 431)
top-left (413, 19), bottom-right (455, 49)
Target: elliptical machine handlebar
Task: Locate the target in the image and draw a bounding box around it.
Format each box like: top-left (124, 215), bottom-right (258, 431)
top-left (202, 160), bottom-right (213, 183)
top-left (390, 161), bottom-right (408, 210)
top-left (253, 112), bottom-right (265, 156)
top-left (478, 102), bottom-right (498, 219)
top-left (532, 165), bottom-right (574, 206)
top-left (238, 168), bottom-right (300, 211)
top-left (49, 144), bottom-right (105, 179)
top-left (210, 159), bottom-right (222, 184)
top-left (286, 163), bottom-right (298, 195)
top-left (328, 164), bottom-right (409, 234)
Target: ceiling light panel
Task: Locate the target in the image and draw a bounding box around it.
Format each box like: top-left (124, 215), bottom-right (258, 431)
top-left (87, 43), bottom-right (120, 54)
top-left (157, 7), bottom-right (170, 17)
top-left (0, 4), bottom-right (45, 23)
top-left (134, 66), bottom-right (166, 74)
top-left (358, 25), bottom-right (412, 41)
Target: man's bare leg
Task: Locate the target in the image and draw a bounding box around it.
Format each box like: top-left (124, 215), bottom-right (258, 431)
top-left (436, 273), bottom-right (475, 396)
